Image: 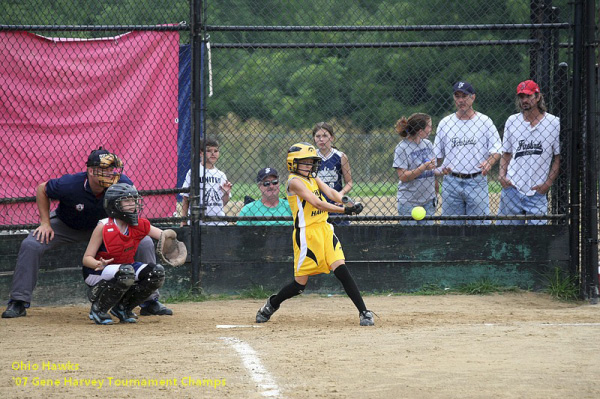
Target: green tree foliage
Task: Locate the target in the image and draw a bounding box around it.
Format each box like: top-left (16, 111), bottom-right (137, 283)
top-left (202, 0), bottom-right (570, 132)
top-left (0, 0), bottom-right (570, 132)
top-left (0, 0), bottom-right (571, 134)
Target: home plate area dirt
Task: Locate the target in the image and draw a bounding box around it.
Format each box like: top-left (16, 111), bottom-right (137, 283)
top-left (1, 293), bottom-right (599, 399)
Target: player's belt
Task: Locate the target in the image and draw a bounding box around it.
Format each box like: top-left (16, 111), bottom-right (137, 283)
top-left (450, 171), bottom-right (482, 179)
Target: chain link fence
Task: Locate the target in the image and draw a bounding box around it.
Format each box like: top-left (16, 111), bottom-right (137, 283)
top-left (0, 1), bottom-right (190, 229)
top-left (203, 0), bottom-right (572, 225)
top-left (0, 0), bottom-right (574, 229)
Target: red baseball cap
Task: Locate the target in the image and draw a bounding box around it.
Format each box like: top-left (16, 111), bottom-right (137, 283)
top-left (516, 80), bottom-right (540, 95)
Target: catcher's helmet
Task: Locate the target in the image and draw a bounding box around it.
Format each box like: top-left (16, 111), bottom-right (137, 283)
top-left (103, 183), bottom-right (143, 226)
top-left (286, 142), bottom-right (321, 177)
top-left (87, 147), bottom-right (124, 188)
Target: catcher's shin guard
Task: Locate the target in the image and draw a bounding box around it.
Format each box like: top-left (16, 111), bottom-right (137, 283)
top-left (119, 263), bottom-right (166, 311)
top-left (88, 264), bottom-right (135, 314)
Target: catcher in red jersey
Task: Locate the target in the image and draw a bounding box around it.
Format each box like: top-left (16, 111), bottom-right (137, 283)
top-left (82, 183), bottom-right (186, 325)
top-left (255, 142), bottom-right (374, 326)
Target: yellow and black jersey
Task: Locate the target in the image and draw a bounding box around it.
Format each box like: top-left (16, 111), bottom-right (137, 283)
top-left (286, 174), bottom-right (344, 276)
top-left (286, 175), bottom-right (329, 228)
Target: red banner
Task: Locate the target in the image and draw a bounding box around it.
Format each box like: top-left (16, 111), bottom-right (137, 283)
top-left (0, 30), bottom-right (180, 223)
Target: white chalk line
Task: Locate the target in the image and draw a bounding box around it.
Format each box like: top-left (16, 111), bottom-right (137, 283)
top-left (216, 324), bottom-right (264, 329)
top-left (483, 322), bottom-right (600, 327)
top-left (220, 337), bottom-right (282, 398)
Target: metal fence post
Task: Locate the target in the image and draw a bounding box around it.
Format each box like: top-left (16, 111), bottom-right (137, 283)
top-left (570, 0), bottom-right (584, 296)
top-left (583, 0), bottom-right (598, 303)
top-left (190, 0), bottom-right (204, 293)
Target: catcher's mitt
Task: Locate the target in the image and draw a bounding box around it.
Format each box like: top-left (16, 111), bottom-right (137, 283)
top-left (156, 229), bottom-right (187, 267)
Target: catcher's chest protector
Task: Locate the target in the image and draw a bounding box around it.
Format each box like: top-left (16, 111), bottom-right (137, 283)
top-left (96, 218), bottom-right (151, 264)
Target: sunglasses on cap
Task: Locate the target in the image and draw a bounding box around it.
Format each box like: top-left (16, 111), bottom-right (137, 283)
top-left (261, 179), bottom-right (279, 187)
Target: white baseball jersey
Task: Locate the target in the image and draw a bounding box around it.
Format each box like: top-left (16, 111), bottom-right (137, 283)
top-left (434, 112), bottom-right (501, 174)
top-left (182, 164), bottom-right (228, 226)
top-left (502, 112), bottom-right (560, 196)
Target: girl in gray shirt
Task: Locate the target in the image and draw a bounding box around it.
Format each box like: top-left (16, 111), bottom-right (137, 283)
top-left (393, 113), bottom-right (439, 225)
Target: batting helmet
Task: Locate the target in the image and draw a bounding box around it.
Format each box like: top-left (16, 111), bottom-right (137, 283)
top-left (286, 142), bottom-right (321, 177)
top-left (104, 183), bottom-right (143, 226)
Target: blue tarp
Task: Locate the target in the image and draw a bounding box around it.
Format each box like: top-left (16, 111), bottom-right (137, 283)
top-left (177, 44), bottom-right (191, 200)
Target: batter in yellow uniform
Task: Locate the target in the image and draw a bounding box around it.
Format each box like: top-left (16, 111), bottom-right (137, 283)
top-left (256, 142), bottom-right (374, 326)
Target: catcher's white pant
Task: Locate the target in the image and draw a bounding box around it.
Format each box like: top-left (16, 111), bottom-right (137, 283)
top-left (85, 262), bottom-right (149, 287)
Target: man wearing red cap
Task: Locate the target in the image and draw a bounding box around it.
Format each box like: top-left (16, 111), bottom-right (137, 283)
top-left (497, 80), bottom-right (560, 224)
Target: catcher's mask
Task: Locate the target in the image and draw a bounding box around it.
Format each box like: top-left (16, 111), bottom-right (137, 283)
top-left (86, 147), bottom-right (124, 188)
top-left (286, 142), bottom-right (321, 177)
top-left (103, 183), bottom-right (143, 226)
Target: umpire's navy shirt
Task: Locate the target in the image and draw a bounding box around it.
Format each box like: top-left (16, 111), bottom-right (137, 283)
top-left (45, 172), bottom-right (133, 230)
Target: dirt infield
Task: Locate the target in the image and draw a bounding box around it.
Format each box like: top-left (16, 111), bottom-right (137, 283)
top-left (1, 293), bottom-right (599, 399)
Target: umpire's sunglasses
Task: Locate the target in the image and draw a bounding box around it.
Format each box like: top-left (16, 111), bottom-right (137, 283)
top-left (261, 179), bottom-right (279, 187)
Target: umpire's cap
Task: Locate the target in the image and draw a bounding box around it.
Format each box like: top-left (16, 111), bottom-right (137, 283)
top-left (87, 147), bottom-right (112, 167)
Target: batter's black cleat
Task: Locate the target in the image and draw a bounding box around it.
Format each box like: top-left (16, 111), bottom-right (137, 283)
top-left (89, 304), bottom-right (114, 325)
top-left (256, 295), bottom-right (278, 323)
top-left (110, 303), bottom-right (138, 323)
top-left (359, 310), bottom-right (375, 326)
top-left (2, 300), bottom-right (28, 318)
top-left (140, 300), bottom-right (173, 316)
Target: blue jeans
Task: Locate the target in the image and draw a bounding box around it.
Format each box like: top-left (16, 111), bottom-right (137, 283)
top-left (397, 198), bottom-right (436, 226)
top-left (497, 186), bottom-right (548, 225)
top-left (442, 174), bottom-right (490, 225)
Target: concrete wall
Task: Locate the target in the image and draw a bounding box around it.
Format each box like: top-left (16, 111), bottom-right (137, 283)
top-left (0, 225), bottom-right (569, 306)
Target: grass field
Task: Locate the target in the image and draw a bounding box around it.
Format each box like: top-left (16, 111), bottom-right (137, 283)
top-left (230, 181), bottom-right (503, 202)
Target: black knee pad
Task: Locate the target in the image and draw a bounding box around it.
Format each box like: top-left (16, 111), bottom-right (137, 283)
top-left (114, 264), bottom-right (136, 289)
top-left (137, 263), bottom-right (165, 290)
top-left (88, 265), bottom-right (135, 313)
top-left (120, 263), bottom-right (166, 310)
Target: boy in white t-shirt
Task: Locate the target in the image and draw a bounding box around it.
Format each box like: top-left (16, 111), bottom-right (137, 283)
top-left (498, 80), bottom-right (560, 225)
top-left (180, 138), bottom-right (232, 226)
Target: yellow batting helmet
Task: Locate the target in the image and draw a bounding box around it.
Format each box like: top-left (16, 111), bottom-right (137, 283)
top-left (287, 142), bottom-right (321, 177)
